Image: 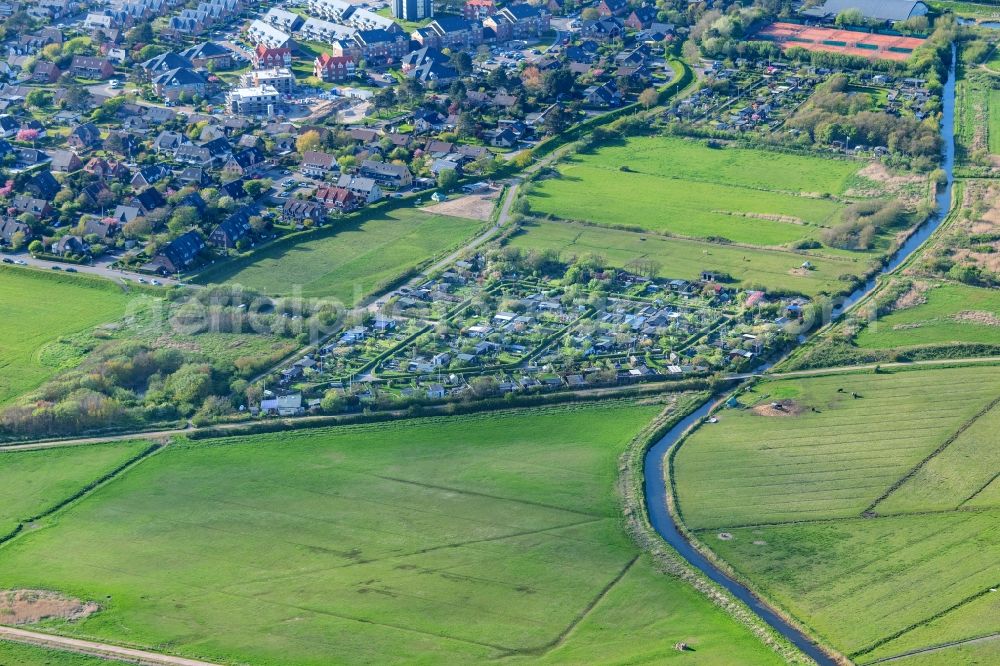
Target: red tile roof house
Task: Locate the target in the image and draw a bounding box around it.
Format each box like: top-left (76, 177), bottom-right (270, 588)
top-left (315, 185), bottom-right (359, 211)
top-left (70, 55), bottom-right (114, 79)
top-left (313, 53), bottom-right (356, 81)
top-left (253, 44), bottom-right (292, 69)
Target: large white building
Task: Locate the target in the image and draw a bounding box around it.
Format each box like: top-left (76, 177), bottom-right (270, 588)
top-left (227, 85), bottom-right (282, 116)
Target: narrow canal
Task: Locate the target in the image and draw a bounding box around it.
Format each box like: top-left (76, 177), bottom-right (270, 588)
top-left (642, 45), bottom-right (958, 665)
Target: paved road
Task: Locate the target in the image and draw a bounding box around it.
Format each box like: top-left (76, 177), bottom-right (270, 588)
top-left (0, 626), bottom-right (219, 665)
top-left (868, 632), bottom-right (1000, 663)
top-left (6, 254), bottom-right (187, 287)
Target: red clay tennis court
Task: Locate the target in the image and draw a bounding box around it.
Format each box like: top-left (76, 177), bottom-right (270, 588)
top-left (757, 22), bottom-right (926, 61)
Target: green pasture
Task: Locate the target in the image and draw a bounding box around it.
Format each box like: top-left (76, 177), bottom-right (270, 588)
top-left (674, 366), bottom-right (1000, 529)
top-left (196, 209), bottom-right (482, 304)
top-left (854, 283), bottom-right (1000, 349)
top-left (674, 366), bottom-right (1000, 662)
top-left (0, 441), bottom-right (148, 538)
top-left (527, 136), bottom-right (861, 246)
top-left (859, 591), bottom-right (1000, 663)
top-left (0, 268), bottom-right (131, 405)
top-left (704, 510), bottom-right (1000, 658)
top-left (0, 640), bottom-right (112, 665)
top-left (508, 220), bottom-right (871, 297)
top-left (875, 398), bottom-right (1000, 513)
top-left (0, 403), bottom-right (782, 666)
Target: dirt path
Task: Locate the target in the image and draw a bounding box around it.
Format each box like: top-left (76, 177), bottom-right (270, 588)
top-left (0, 625), bottom-right (219, 665)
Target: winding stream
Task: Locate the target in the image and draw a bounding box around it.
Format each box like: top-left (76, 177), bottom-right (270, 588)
top-left (642, 47), bottom-right (957, 664)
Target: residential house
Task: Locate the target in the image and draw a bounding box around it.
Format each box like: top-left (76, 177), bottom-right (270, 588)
top-left (53, 235), bottom-right (87, 256)
top-left (262, 7), bottom-right (304, 31)
top-left (484, 4), bottom-right (549, 41)
top-left (209, 207), bottom-right (253, 248)
top-left (463, 0), bottom-right (496, 20)
top-left (131, 164), bottom-right (170, 188)
top-left (332, 30), bottom-right (410, 66)
top-left (219, 179), bottom-right (247, 199)
top-left (282, 199), bottom-right (324, 224)
top-left (32, 61), bottom-right (60, 83)
top-left (67, 122), bottom-right (102, 150)
top-left (597, 0), bottom-right (628, 16)
top-left (174, 143), bottom-right (214, 166)
top-left (80, 181), bottom-right (112, 207)
top-left (223, 146), bottom-right (266, 177)
top-left (70, 56), bottom-right (114, 79)
top-left (401, 46), bottom-right (457, 83)
top-left (0, 218), bottom-right (31, 246)
top-left (413, 16), bottom-right (482, 49)
top-left (11, 195), bottom-right (52, 217)
top-left (315, 185), bottom-right (358, 211)
top-left (152, 67), bottom-right (208, 101)
top-left (624, 5), bottom-right (657, 30)
top-left (111, 205), bottom-right (141, 224)
top-left (84, 157), bottom-right (127, 181)
top-left (131, 186), bottom-right (165, 214)
top-left (146, 230), bottom-right (205, 274)
top-left (359, 159), bottom-right (412, 188)
top-left (252, 44), bottom-right (292, 69)
top-left (25, 170), bottom-right (59, 200)
top-left (49, 150), bottom-right (83, 173)
top-left (180, 41), bottom-right (233, 69)
top-left (336, 174), bottom-right (382, 203)
top-left (140, 51), bottom-right (194, 78)
top-left (301, 151), bottom-right (339, 177)
top-left (313, 53), bottom-right (356, 82)
top-left (582, 80), bottom-right (620, 107)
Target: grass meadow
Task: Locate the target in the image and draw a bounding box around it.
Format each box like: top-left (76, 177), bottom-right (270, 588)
top-left (527, 136), bottom-right (860, 246)
top-left (674, 366), bottom-right (1000, 528)
top-left (0, 268), bottom-right (131, 405)
top-left (508, 220), bottom-right (871, 297)
top-left (0, 442), bottom-right (148, 538)
top-left (0, 640), bottom-right (112, 665)
top-left (854, 282), bottom-right (1000, 349)
top-left (196, 209), bottom-right (482, 304)
top-left (705, 511), bottom-right (1000, 658)
top-left (0, 403), bottom-right (782, 666)
top-left (674, 366), bottom-right (1000, 662)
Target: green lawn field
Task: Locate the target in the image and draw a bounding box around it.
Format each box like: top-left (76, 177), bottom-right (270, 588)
top-left (0, 403), bottom-right (783, 666)
top-left (0, 442), bottom-right (148, 538)
top-left (673, 366), bottom-right (1000, 663)
top-left (0, 268), bottom-right (131, 405)
top-left (527, 136), bottom-right (860, 246)
top-left (0, 640), bottom-right (112, 665)
top-left (508, 220), bottom-right (873, 297)
top-left (196, 209), bottom-right (482, 304)
top-left (854, 283), bottom-right (1000, 349)
top-left (674, 366), bottom-right (1000, 528)
top-left (989, 89), bottom-right (1000, 155)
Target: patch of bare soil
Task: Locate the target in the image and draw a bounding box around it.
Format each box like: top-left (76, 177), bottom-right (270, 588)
top-left (717, 532), bottom-right (733, 541)
top-left (893, 281), bottom-right (931, 311)
top-left (955, 310), bottom-right (1000, 327)
top-left (788, 268), bottom-right (810, 277)
top-left (847, 163), bottom-right (925, 205)
top-left (713, 211), bottom-right (803, 225)
top-left (752, 400), bottom-right (805, 417)
top-left (422, 192), bottom-right (499, 221)
top-left (0, 590), bottom-right (98, 625)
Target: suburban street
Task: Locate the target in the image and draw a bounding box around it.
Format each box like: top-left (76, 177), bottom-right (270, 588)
top-left (6, 254), bottom-right (187, 287)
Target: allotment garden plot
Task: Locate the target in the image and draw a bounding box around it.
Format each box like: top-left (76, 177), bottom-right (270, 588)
top-left (527, 136), bottom-right (863, 247)
top-left (673, 366), bottom-right (1000, 662)
top-left (0, 404), bottom-right (783, 666)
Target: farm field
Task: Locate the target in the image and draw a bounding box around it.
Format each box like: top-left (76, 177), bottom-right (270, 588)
top-left (673, 366), bottom-right (1000, 662)
top-left (0, 441), bottom-right (149, 538)
top-left (508, 220), bottom-right (871, 297)
top-left (0, 268), bottom-right (131, 405)
top-left (195, 208), bottom-right (482, 304)
top-left (853, 282), bottom-right (1000, 349)
top-left (0, 403), bottom-right (783, 666)
top-left (527, 136), bottom-right (860, 246)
